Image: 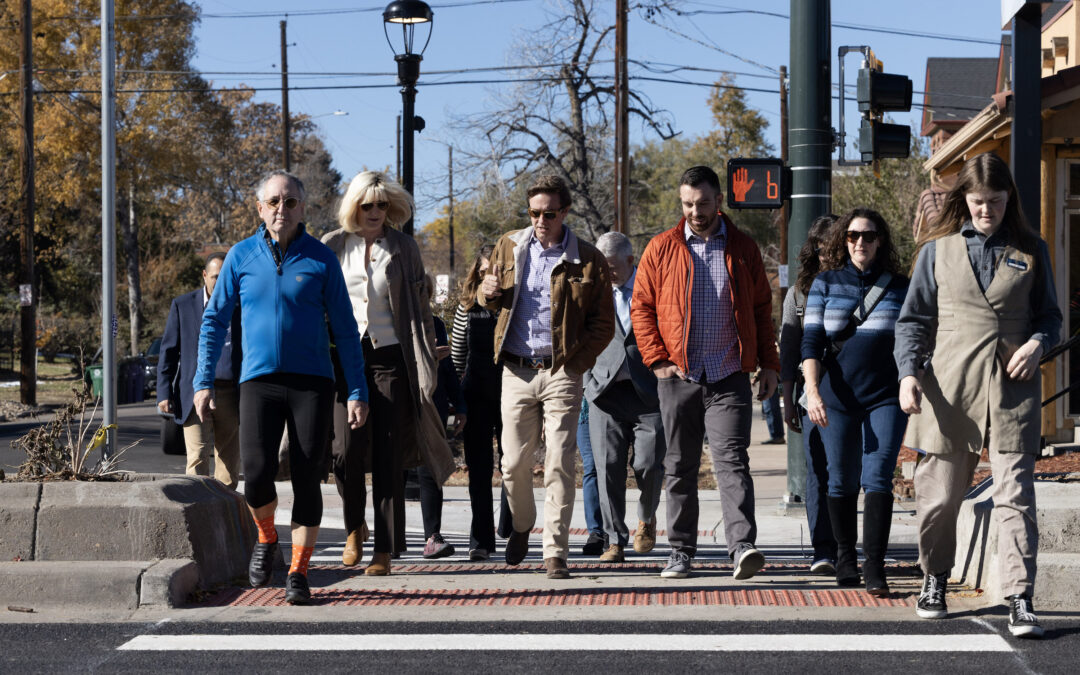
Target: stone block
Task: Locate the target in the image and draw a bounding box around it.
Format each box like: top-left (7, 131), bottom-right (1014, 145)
top-left (139, 558), bottom-right (199, 608)
top-left (0, 483), bottom-right (40, 562)
top-left (0, 560), bottom-right (146, 610)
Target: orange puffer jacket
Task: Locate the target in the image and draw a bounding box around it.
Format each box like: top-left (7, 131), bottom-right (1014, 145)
top-left (631, 214), bottom-right (780, 375)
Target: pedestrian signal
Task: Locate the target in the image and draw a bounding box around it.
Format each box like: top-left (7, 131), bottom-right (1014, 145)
top-left (725, 158), bottom-right (790, 209)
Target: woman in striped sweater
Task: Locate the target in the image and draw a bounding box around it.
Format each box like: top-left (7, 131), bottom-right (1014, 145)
top-left (801, 208), bottom-right (909, 595)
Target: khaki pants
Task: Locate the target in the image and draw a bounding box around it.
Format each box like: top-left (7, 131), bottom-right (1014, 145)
top-left (915, 448), bottom-right (1038, 597)
top-left (183, 381), bottom-right (241, 489)
top-left (500, 363), bottom-right (583, 560)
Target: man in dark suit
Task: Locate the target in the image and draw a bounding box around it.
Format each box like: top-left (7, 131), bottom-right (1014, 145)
top-left (157, 252), bottom-right (242, 488)
top-left (584, 232), bottom-right (666, 563)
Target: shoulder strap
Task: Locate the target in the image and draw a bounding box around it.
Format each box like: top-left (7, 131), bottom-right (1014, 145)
top-left (853, 272), bottom-right (893, 325)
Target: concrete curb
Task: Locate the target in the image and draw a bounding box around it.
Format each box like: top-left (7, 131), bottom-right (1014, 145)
top-left (953, 478), bottom-right (1080, 609)
top-left (0, 558), bottom-right (198, 610)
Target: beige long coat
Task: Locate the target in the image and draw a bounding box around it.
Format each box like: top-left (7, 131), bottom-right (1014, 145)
top-left (322, 226), bottom-right (455, 483)
top-left (904, 233), bottom-right (1041, 456)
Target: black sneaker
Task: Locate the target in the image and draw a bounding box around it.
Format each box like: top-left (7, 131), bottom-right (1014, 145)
top-left (582, 531), bottom-right (607, 556)
top-left (916, 572), bottom-right (948, 619)
top-left (1006, 594), bottom-right (1045, 638)
top-left (284, 572), bottom-right (311, 605)
top-left (248, 541), bottom-right (278, 588)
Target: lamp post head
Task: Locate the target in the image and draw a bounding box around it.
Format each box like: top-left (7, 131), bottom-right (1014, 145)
top-left (383, 0), bottom-right (433, 58)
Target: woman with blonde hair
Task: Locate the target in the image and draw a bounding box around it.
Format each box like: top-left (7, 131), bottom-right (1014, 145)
top-left (322, 170), bottom-right (454, 576)
top-left (895, 152), bottom-right (1060, 636)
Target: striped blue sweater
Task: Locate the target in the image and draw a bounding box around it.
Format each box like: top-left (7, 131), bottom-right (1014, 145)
top-left (801, 261), bottom-right (908, 412)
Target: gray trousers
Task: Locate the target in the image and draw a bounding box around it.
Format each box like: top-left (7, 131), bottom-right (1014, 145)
top-left (658, 372), bottom-right (755, 558)
top-left (915, 448), bottom-right (1038, 597)
top-left (589, 381), bottom-right (666, 547)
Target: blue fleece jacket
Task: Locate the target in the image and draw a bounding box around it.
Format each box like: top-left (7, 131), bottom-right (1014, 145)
top-left (801, 261), bottom-right (907, 412)
top-left (194, 224), bottom-right (368, 402)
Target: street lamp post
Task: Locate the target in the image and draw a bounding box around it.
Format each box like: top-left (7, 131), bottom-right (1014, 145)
top-left (383, 0), bottom-right (432, 236)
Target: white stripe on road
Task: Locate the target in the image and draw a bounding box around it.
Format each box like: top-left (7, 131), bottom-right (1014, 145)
top-left (118, 634), bottom-right (1013, 652)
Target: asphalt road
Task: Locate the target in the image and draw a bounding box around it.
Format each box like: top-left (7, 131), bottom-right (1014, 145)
top-left (0, 620), bottom-right (1076, 673)
top-left (0, 401), bottom-right (181, 476)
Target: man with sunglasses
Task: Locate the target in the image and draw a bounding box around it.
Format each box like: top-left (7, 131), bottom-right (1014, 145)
top-left (478, 174), bottom-right (614, 579)
top-left (632, 165), bottom-right (780, 580)
top-left (194, 169), bottom-right (369, 605)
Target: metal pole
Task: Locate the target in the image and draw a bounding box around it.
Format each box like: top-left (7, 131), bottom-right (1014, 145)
top-left (779, 64), bottom-right (789, 270)
top-left (448, 145), bottom-right (455, 277)
top-left (101, 0), bottom-right (117, 458)
top-left (613, 0), bottom-right (629, 234)
top-left (19, 0), bottom-right (36, 407)
top-left (396, 114), bottom-right (401, 183)
top-left (1011, 4), bottom-right (1041, 228)
top-left (280, 20), bottom-right (291, 171)
top-left (784, 0), bottom-right (832, 504)
top-left (396, 54), bottom-right (421, 236)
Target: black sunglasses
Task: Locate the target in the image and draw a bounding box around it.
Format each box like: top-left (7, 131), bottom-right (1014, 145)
top-left (845, 230), bottom-right (879, 244)
top-left (528, 208), bottom-right (563, 220)
top-left (360, 201), bottom-right (389, 212)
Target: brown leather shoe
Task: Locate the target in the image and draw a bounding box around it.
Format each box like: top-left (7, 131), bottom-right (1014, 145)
top-left (505, 529), bottom-right (530, 566)
top-left (599, 544), bottom-right (625, 563)
top-left (342, 530), bottom-right (363, 566)
top-left (634, 519), bottom-right (656, 554)
top-left (544, 557), bottom-right (570, 579)
top-left (364, 552), bottom-right (391, 576)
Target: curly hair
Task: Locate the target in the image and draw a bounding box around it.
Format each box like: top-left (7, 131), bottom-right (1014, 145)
top-left (795, 214), bottom-right (838, 296)
top-left (338, 171), bottom-right (413, 232)
top-left (821, 208), bottom-right (903, 276)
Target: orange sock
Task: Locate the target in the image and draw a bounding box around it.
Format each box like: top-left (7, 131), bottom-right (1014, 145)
top-left (289, 544), bottom-right (314, 576)
top-left (254, 515), bottom-right (278, 544)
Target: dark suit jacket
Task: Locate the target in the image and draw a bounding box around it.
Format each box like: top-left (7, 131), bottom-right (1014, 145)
top-left (157, 288), bottom-right (241, 425)
top-left (583, 316), bottom-right (659, 411)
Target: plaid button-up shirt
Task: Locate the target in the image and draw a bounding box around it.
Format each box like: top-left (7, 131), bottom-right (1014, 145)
top-left (684, 221), bottom-right (741, 383)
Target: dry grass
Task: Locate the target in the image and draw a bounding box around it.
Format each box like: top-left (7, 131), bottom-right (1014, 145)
top-left (0, 358), bottom-right (84, 406)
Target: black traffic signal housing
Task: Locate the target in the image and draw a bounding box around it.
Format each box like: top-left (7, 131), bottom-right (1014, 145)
top-left (855, 63), bottom-right (913, 162)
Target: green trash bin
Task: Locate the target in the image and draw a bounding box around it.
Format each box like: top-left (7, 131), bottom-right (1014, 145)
top-left (86, 365), bottom-right (104, 398)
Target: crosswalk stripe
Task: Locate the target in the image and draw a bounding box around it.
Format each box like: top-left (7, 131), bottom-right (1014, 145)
top-left (117, 634), bottom-right (1012, 652)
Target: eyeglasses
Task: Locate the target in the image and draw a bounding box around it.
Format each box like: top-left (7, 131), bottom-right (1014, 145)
top-left (845, 230), bottom-right (879, 244)
top-left (262, 196), bottom-right (299, 210)
top-left (359, 201), bottom-right (389, 212)
top-left (528, 208), bottom-right (564, 220)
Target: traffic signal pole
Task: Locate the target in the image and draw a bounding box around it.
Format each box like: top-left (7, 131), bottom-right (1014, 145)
top-left (784, 0), bottom-right (832, 504)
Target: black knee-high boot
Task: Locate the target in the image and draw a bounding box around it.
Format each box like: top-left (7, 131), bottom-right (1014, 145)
top-left (827, 494), bottom-right (861, 586)
top-left (862, 491), bottom-right (893, 595)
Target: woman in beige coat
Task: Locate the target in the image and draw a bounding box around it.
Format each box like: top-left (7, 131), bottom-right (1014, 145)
top-left (894, 153), bottom-right (1061, 637)
top-left (322, 171), bottom-right (454, 576)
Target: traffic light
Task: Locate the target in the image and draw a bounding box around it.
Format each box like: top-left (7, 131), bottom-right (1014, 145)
top-left (855, 63), bottom-right (913, 162)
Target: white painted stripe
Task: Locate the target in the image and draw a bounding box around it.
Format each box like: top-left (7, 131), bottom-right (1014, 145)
top-left (118, 634), bottom-right (1012, 652)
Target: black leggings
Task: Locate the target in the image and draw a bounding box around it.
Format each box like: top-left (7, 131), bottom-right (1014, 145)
top-left (240, 373), bottom-right (334, 527)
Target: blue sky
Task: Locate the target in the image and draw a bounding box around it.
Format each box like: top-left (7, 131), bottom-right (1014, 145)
top-left (190, 0), bottom-right (1006, 227)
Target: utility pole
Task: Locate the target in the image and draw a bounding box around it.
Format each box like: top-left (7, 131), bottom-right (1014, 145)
top-left (1010, 3), bottom-right (1041, 229)
top-left (280, 20), bottom-right (291, 171)
top-left (101, 0), bottom-right (117, 458)
top-left (778, 64), bottom-right (789, 270)
top-left (448, 145), bottom-right (455, 278)
top-left (613, 0), bottom-right (629, 234)
top-left (19, 0), bottom-right (35, 406)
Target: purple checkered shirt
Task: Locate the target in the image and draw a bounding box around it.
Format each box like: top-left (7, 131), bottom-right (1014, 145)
top-left (502, 227), bottom-right (568, 358)
top-left (684, 220), bottom-right (741, 383)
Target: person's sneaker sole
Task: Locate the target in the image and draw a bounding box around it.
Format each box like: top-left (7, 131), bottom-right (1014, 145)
top-left (809, 560), bottom-right (836, 575)
top-left (660, 568), bottom-right (689, 579)
top-left (1008, 623), bottom-right (1045, 638)
top-left (915, 607), bottom-right (948, 620)
top-left (734, 549), bottom-right (766, 580)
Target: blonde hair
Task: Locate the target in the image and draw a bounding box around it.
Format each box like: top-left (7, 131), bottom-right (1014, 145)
top-left (338, 171), bottom-right (413, 232)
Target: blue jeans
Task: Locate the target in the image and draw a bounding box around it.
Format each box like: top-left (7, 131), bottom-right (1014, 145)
top-left (802, 414), bottom-right (836, 560)
top-left (762, 387), bottom-right (784, 440)
top-left (577, 402), bottom-right (603, 537)
top-left (819, 404), bottom-right (907, 497)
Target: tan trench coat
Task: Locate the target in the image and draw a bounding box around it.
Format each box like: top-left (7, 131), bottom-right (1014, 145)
top-left (322, 226), bottom-right (456, 483)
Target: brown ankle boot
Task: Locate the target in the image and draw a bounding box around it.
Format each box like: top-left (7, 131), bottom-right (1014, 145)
top-left (365, 552), bottom-right (391, 576)
top-left (342, 530), bottom-right (363, 566)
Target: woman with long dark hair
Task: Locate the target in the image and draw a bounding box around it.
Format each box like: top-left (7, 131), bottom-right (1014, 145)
top-left (895, 153), bottom-right (1060, 637)
top-left (801, 208), bottom-right (908, 595)
top-left (779, 214), bottom-right (837, 575)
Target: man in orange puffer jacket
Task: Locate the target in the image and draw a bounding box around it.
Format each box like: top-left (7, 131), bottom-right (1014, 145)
top-left (632, 165), bottom-right (780, 581)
